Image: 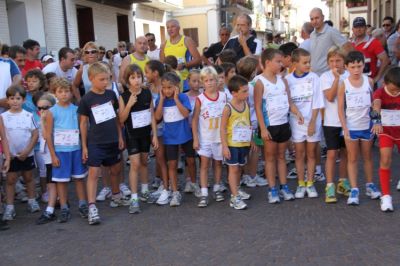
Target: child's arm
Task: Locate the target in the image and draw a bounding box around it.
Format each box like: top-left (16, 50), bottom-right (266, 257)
top-left (191, 99), bottom-right (201, 150)
top-left (118, 94), bottom-right (137, 124)
top-left (220, 105), bottom-right (231, 160)
top-left (150, 101), bottom-right (158, 150)
top-left (115, 116), bottom-right (125, 150)
top-left (284, 79), bottom-right (304, 124)
top-left (371, 90), bottom-right (383, 135)
top-left (174, 88), bottom-right (190, 118)
top-left (80, 115), bottom-right (89, 163)
top-left (0, 117), bottom-right (11, 172)
top-left (337, 81), bottom-right (349, 138)
top-left (253, 80), bottom-right (271, 140)
top-left (43, 111), bottom-right (60, 167)
top-left (307, 108), bottom-right (320, 137)
top-left (18, 127), bottom-right (38, 161)
top-left (72, 66), bottom-right (83, 102)
top-left (154, 93), bottom-right (164, 121)
top-left (324, 70), bottom-right (341, 102)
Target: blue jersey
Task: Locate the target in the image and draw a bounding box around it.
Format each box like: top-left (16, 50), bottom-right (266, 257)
top-left (50, 103), bottom-right (80, 152)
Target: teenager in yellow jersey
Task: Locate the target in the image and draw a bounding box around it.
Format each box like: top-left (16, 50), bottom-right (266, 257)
top-left (220, 75), bottom-right (254, 210)
top-left (160, 19), bottom-right (201, 92)
top-left (119, 36), bottom-right (150, 86)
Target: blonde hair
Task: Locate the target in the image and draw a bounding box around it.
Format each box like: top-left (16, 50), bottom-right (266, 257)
top-left (82, 41), bottom-right (97, 51)
top-left (88, 61), bottom-right (110, 78)
top-left (200, 66), bottom-right (218, 81)
top-left (326, 46), bottom-right (345, 62)
top-left (187, 69), bottom-right (200, 80)
top-left (52, 77), bottom-right (71, 91)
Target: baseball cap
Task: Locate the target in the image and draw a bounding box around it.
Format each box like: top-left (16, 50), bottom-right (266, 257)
top-left (42, 54), bottom-right (54, 62)
top-left (353, 17), bottom-right (366, 27)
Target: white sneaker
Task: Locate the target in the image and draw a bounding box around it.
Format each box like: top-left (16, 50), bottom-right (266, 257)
top-left (295, 186), bottom-right (306, 199)
top-left (314, 172), bottom-right (326, 182)
top-left (192, 183), bottom-right (202, 198)
top-left (119, 183), bottom-right (131, 197)
top-left (238, 189), bottom-right (251, 200)
top-left (230, 195), bottom-right (247, 210)
top-left (287, 168), bottom-right (297, 180)
top-left (184, 181), bottom-right (194, 193)
top-left (255, 175), bottom-right (268, 186)
top-left (170, 191), bottom-right (182, 207)
top-left (156, 190), bottom-right (170, 205)
top-left (306, 185), bottom-right (318, 198)
top-left (96, 187), bottom-right (112, 201)
top-left (347, 189), bottom-right (360, 205)
top-left (380, 195), bottom-right (394, 212)
top-left (243, 175), bottom-right (257, 188)
top-left (365, 183), bottom-right (381, 199)
top-left (219, 182), bottom-right (228, 192)
top-left (397, 180), bottom-right (400, 191)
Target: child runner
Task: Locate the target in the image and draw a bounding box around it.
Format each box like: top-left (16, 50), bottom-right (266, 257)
top-left (220, 62), bottom-right (236, 101)
top-left (338, 51), bottom-right (381, 205)
top-left (119, 64), bottom-right (158, 213)
top-left (23, 69), bottom-right (47, 113)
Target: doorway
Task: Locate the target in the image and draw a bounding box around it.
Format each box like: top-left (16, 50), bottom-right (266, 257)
top-left (117, 14), bottom-right (130, 42)
top-left (76, 6), bottom-right (94, 48)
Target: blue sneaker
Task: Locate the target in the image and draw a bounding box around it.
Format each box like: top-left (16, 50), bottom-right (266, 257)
top-left (347, 188), bottom-right (359, 205)
top-left (280, 184), bottom-right (295, 201)
top-left (365, 183), bottom-right (381, 199)
top-left (268, 187), bottom-right (280, 204)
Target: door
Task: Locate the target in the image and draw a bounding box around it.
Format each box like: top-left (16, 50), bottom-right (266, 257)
top-left (77, 6), bottom-right (95, 48)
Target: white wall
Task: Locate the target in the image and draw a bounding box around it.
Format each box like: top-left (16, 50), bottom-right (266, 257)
top-left (24, 0), bottom-right (46, 46)
top-left (0, 0), bottom-right (11, 45)
top-left (42, 0), bottom-right (66, 55)
top-left (135, 4), bottom-right (166, 47)
top-left (7, 0), bottom-right (28, 46)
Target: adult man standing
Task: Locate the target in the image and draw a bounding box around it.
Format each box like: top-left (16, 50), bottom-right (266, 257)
top-left (22, 39), bottom-right (43, 77)
top-left (0, 43), bottom-right (21, 112)
top-left (299, 22), bottom-right (314, 52)
top-left (8, 45), bottom-right (26, 71)
top-left (112, 41), bottom-right (128, 82)
top-left (222, 14), bottom-right (261, 61)
top-left (160, 19), bottom-right (201, 91)
top-left (352, 17), bottom-right (390, 84)
top-left (203, 27), bottom-right (231, 64)
top-left (382, 16), bottom-right (395, 39)
top-left (119, 36), bottom-right (150, 85)
top-left (309, 8), bottom-right (353, 75)
top-left (387, 20), bottom-right (400, 65)
top-left (145, 33), bottom-right (160, 60)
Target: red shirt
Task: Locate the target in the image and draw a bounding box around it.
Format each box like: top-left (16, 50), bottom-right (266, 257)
top-left (373, 87), bottom-right (400, 139)
top-left (353, 36), bottom-right (385, 79)
top-left (22, 59), bottom-right (43, 77)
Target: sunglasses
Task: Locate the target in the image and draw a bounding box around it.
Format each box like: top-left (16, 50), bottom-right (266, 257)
top-left (147, 39), bottom-right (155, 42)
top-left (382, 24), bottom-right (391, 27)
top-left (118, 45), bottom-right (126, 48)
top-left (85, 50), bottom-right (98, 55)
top-left (38, 106), bottom-right (50, 111)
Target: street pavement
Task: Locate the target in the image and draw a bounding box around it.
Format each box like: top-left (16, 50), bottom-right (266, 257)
top-left (1, 145), bottom-right (400, 266)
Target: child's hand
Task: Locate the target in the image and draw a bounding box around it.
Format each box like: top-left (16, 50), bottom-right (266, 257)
top-left (160, 90), bottom-right (165, 100)
top-left (127, 93), bottom-right (137, 107)
top-left (173, 87), bottom-right (180, 101)
top-left (332, 67), bottom-right (340, 79)
top-left (371, 124), bottom-right (383, 135)
top-left (17, 151), bottom-right (29, 161)
top-left (118, 137), bottom-right (125, 150)
top-left (152, 136), bottom-right (159, 150)
top-left (193, 139), bottom-right (199, 151)
top-left (2, 157), bottom-right (10, 173)
top-left (343, 128), bottom-right (350, 139)
top-left (82, 147), bottom-right (88, 164)
top-left (296, 113), bottom-right (304, 125)
top-left (307, 122), bottom-right (316, 137)
top-left (261, 128), bottom-right (272, 141)
top-left (250, 141), bottom-right (258, 152)
top-left (223, 146), bottom-right (231, 160)
top-left (51, 155), bottom-right (60, 168)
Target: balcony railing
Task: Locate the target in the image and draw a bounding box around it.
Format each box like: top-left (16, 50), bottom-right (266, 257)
top-left (346, 0), bottom-right (368, 8)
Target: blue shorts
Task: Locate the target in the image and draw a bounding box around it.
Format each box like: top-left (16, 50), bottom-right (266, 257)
top-left (87, 142), bottom-right (121, 167)
top-left (349, 129), bottom-right (373, 141)
top-left (52, 150), bottom-right (87, 182)
top-left (225, 147), bottom-right (250, 166)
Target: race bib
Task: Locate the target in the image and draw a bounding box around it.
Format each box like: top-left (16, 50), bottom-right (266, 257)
top-left (91, 101), bottom-right (116, 124)
top-left (346, 90), bottom-right (371, 109)
top-left (54, 129), bottom-right (80, 146)
top-left (232, 126), bottom-right (252, 143)
top-left (290, 82), bottom-right (313, 99)
top-left (267, 92), bottom-right (289, 112)
top-left (164, 106), bottom-right (184, 123)
top-left (131, 109), bottom-right (151, 128)
top-left (207, 102), bottom-right (223, 118)
top-left (381, 109), bottom-right (400, 126)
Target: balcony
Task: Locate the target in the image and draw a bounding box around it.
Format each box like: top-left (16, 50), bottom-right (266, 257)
top-left (221, 0), bottom-right (254, 15)
top-left (142, 0), bottom-right (183, 11)
top-left (346, 0), bottom-right (367, 8)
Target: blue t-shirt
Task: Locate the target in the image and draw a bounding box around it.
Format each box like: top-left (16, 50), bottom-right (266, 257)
top-left (155, 93), bottom-right (192, 145)
top-left (22, 92), bottom-right (36, 114)
top-left (51, 103), bottom-right (80, 152)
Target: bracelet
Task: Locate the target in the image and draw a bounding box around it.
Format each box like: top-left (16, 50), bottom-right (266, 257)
top-left (372, 118), bottom-right (381, 125)
top-left (369, 109), bottom-right (381, 120)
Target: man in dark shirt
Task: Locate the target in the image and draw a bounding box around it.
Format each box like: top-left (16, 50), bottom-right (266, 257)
top-left (203, 27), bottom-right (231, 64)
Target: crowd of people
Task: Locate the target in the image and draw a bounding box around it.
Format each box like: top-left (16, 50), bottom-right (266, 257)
top-left (0, 7), bottom-right (400, 231)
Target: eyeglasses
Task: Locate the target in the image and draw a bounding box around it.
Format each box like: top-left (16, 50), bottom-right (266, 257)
top-left (99, 51), bottom-right (105, 54)
top-left (84, 50), bottom-right (98, 55)
top-left (118, 45), bottom-right (126, 48)
top-left (382, 24), bottom-right (391, 27)
top-left (38, 106), bottom-right (50, 111)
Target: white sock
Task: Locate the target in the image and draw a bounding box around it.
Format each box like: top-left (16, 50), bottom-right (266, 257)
top-left (213, 184), bottom-right (220, 192)
top-left (326, 182), bottom-right (334, 187)
top-left (201, 188), bottom-right (208, 197)
top-left (46, 206), bottom-right (54, 214)
top-left (131, 193), bottom-right (138, 200)
top-left (141, 184), bottom-right (149, 193)
top-left (316, 165), bottom-right (321, 174)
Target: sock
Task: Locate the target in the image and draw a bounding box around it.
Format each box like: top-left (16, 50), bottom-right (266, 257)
top-left (112, 192), bottom-right (122, 199)
top-left (339, 178), bottom-right (346, 182)
top-left (326, 182), bottom-right (334, 187)
top-left (131, 193), bottom-right (138, 200)
top-left (88, 202), bottom-right (96, 207)
top-left (46, 206), bottom-right (55, 214)
top-left (298, 180), bottom-right (306, 187)
top-left (78, 200), bottom-right (88, 208)
top-left (201, 188), bottom-right (208, 197)
top-left (213, 184), bottom-right (220, 192)
top-left (61, 204), bottom-right (69, 210)
top-left (379, 168), bottom-right (391, 196)
top-left (28, 198), bottom-right (36, 204)
top-left (306, 181), bottom-right (314, 187)
top-left (141, 184), bottom-right (149, 193)
top-left (351, 187), bottom-right (359, 191)
top-left (316, 165), bottom-right (322, 174)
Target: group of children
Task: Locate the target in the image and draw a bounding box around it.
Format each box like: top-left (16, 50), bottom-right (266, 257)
top-left (1, 45), bottom-right (400, 230)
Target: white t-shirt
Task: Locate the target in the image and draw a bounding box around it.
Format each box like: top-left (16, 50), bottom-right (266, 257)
top-left (248, 78), bottom-right (258, 129)
top-left (112, 53), bottom-right (123, 82)
top-left (224, 87), bottom-right (233, 102)
top-left (1, 110), bottom-right (38, 157)
top-left (320, 70), bottom-right (349, 127)
top-left (42, 62), bottom-right (77, 84)
top-left (299, 38), bottom-right (311, 52)
top-left (286, 72), bottom-right (324, 125)
top-left (147, 48), bottom-right (160, 61)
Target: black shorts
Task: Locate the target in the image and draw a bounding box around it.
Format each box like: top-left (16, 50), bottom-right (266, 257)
top-left (87, 143), bottom-right (121, 167)
top-left (9, 156), bottom-right (36, 172)
top-left (323, 126), bottom-right (345, 150)
top-left (45, 164), bottom-right (54, 184)
top-left (126, 135), bottom-right (151, 155)
top-left (266, 123), bottom-right (291, 143)
top-left (165, 139), bottom-right (196, 161)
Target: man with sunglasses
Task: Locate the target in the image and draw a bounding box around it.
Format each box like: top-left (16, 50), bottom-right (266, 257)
top-left (145, 33), bottom-right (160, 61)
top-left (382, 16), bottom-right (395, 39)
top-left (203, 27), bottom-right (231, 65)
top-left (112, 41), bottom-right (128, 82)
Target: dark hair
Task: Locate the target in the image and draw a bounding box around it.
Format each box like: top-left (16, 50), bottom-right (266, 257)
top-left (291, 48), bottom-right (311, 63)
top-left (106, 50), bottom-right (113, 59)
top-left (261, 48), bottom-right (283, 65)
top-left (145, 33), bottom-right (155, 39)
top-left (228, 75), bottom-right (248, 93)
top-left (58, 47), bottom-right (74, 61)
top-left (124, 64), bottom-right (144, 86)
top-left (213, 65), bottom-right (224, 75)
top-left (146, 60), bottom-right (166, 77)
top-left (22, 39), bottom-right (40, 50)
top-left (383, 16), bottom-right (394, 23)
top-left (324, 20), bottom-right (333, 27)
top-left (237, 56), bottom-right (258, 81)
top-left (99, 46), bottom-right (105, 51)
top-left (220, 62), bottom-right (236, 77)
top-left (279, 42), bottom-right (298, 57)
top-left (384, 67), bottom-right (400, 88)
top-left (25, 69), bottom-right (47, 91)
top-left (161, 72), bottom-right (181, 86)
top-left (345, 51), bottom-right (365, 65)
top-left (33, 92), bottom-right (56, 107)
top-left (8, 45), bottom-right (26, 59)
top-left (1, 44), bottom-right (9, 56)
top-left (45, 72), bottom-right (57, 82)
top-left (164, 55), bottom-right (178, 70)
top-left (218, 49), bottom-right (236, 64)
top-left (6, 84), bottom-right (26, 98)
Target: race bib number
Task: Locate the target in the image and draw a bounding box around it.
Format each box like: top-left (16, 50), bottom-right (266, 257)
top-left (91, 101), bottom-right (116, 124)
top-left (232, 126), bottom-right (252, 143)
top-left (131, 109), bottom-right (151, 128)
top-left (346, 90), bottom-right (371, 109)
top-left (381, 109), bottom-right (400, 126)
top-left (267, 92), bottom-right (289, 112)
top-left (290, 82), bottom-right (313, 99)
top-left (164, 106), bottom-right (184, 123)
top-left (54, 129), bottom-right (80, 146)
top-left (207, 102), bottom-right (223, 118)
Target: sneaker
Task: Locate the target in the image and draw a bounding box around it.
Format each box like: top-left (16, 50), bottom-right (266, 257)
top-left (268, 187), bottom-right (280, 204)
top-left (214, 190), bottom-right (225, 202)
top-left (139, 191), bottom-right (151, 202)
top-left (177, 159), bottom-right (184, 173)
top-left (88, 206), bottom-right (101, 225)
top-left (306, 185), bottom-right (318, 198)
top-left (325, 184), bottom-right (337, 203)
top-left (170, 191), bottom-right (182, 207)
top-left (397, 180), bottom-right (400, 191)
top-left (230, 195), bottom-right (247, 210)
top-left (219, 182), bottom-right (228, 192)
top-left (295, 186), bottom-right (306, 199)
top-left (337, 179), bottom-right (351, 196)
top-left (151, 177), bottom-right (162, 189)
top-left (380, 195), bottom-right (394, 212)
top-left (2, 207), bottom-right (16, 221)
top-left (192, 183), bottom-right (202, 198)
top-left (96, 187), bottom-right (111, 201)
top-left (366, 183), bottom-right (381, 199)
top-left (41, 192), bottom-right (49, 203)
top-left (0, 220), bottom-right (9, 231)
top-left (156, 189), bottom-right (170, 205)
top-left (243, 175), bottom-right (257, 188)
top-left (240, 175), bottom-right (248, 186)
top-left (280, 185), bottom-right (295, 201)
top-left (197, 196), bottom-right (208, 208)
top-left (110, 195), bottom-right (130, 208)
top-left (287, 168), bottom-right (297, 179)
top-left (238, 189), bottom-right (251, 200)
top-left (147, 185), bottom-right (164, 204)
top-left (129, 198), bottom-right (141, 214)
top-left (28, 200), bottom-right (41, 213)
top-left (255, 175), bottom-right (268, 186)
top-left (16, 190), bottom-right (28, 203)
top-left (321, 147), bottom-right (327, 158)
top-left (119, 183), bottom-right (131, 197)
top-left (285, 152), bottom-right (296, 164)
top-left (314, 172), bottom-right (326, 182)
top-left (78, 204), bottom-right (89, 218)
top-left (347, 189), bottom-right (360, 205)
top-left (58, 208), bottom-right (71, 223)
top-left (36, 211), bottom-right (57, 225)
top-left (184, 181), bottom-right (195, 193)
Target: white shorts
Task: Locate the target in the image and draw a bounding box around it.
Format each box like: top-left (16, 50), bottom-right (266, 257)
top-left (290, 121), bottom-right (321, 143)
top-left (197, 142), bottom-right (223, 161)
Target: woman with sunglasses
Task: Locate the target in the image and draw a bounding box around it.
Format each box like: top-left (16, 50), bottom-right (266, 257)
top-left (73, 42), bottom-right (100, 95)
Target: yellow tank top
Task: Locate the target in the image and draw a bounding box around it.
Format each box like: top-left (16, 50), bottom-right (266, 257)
top-left (227, 102), bottom-right (251, 147)
top-left (129, 54), bottom-right (149, 73)
top-left (164, 36), bottom-right (189, 81)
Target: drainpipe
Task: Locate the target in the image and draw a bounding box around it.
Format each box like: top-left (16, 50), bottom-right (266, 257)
top-left (62, 0), bottom-right (70, 47)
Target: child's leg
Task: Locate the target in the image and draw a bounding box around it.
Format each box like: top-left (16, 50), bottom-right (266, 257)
top-left (186, 157), bottom-right (196, 184)
top-left (101, 166), bottom-right (110, 188)
top-left (5, 172), bottom-right (18, 205)
top-left (264, 140), bottom-right (278, 187)
top-left (338, 148), bottom-right (348, 179)
top-left (277, 142), bottom-right (289, 185)
top-left (128, 154), bottom-right (141, 197)
top-left (294, 142), bottom-right (306, 183)
top-left (199, 156), bottom-right (210, 194)
top-left (228, 165), bottom-right (240, 196)
top-left (87, 166), bottom-right (100, 204)
top-left (167, 160), bottom-right (178, 192)
top-left (379, 147), bottom-right (392, 195)
top-left (325, 149), bottom-right (338, 184)
top-left (345, 139), bottom-right (360, 188)
top-left (118, 156), bottom-right (125, 185)
top-left (74, 179), bottom-right (86, 202)
top-left (155, 138), bottom-right (168, 187)
top-left (22, 170), bottom-right (35, 200)
top-left (246, 146), bottom-right (259, 177)
top-left (47, 183), bottom-right (57, 208)
top-left (360, 140), bottom-right (374, 183)
top-left (213, 160), bottom-right (222, 187)
top-left (139, 152), bottom-right (149, 193)
top-left (56, 182), bottom-right (68, 208)
top-left (109, 163), bottom-right (122, 194)
top-left (315, 144), bottom-right (322, 174)
top-left (306, 142), bottom-right (318, 183)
